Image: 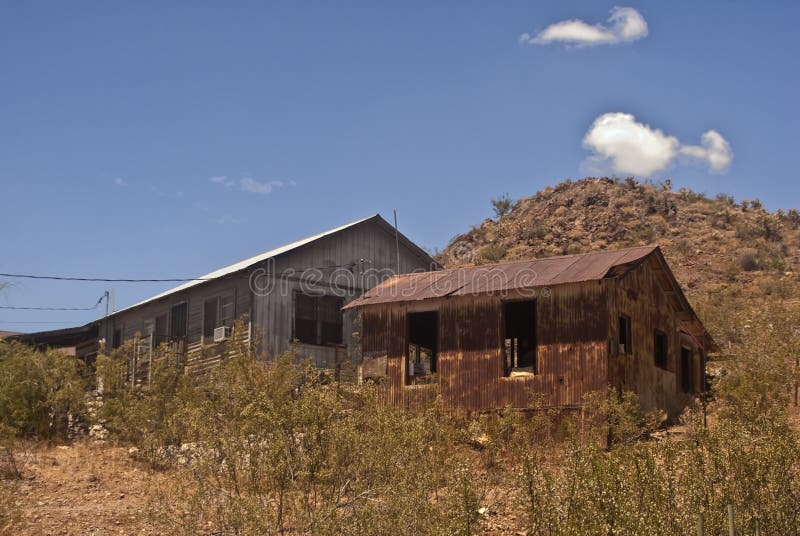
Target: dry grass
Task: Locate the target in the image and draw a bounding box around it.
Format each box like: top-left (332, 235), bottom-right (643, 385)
top-left (10, 440), bottom-right (166, 535)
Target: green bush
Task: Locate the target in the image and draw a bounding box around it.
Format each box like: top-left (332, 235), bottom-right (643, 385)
top-left (146, 354), bottom-right (470, 535)
top-left (0, 341), bottom-right (88, 439)
top-left (477, 245), bottom-right (507, 263)
top-left (491, 194), bottom-right (513, 219)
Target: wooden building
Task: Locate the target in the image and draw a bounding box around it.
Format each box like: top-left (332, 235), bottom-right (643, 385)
top-left (5, 324), bottom-right (99, 363)
top-left (97, 215), bottom-right (437, 374)
top-left (345, 245), bottom-right (715, 417)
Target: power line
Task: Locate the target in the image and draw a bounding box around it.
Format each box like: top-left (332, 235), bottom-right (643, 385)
top-left (0, 272), bottom-right (212, 283)
top-left (0, 320), bottom-right (86, 325)
top-left (0, 261), bottom-right (372, 284)
top-left (0, 295), bottom-right (105, 311)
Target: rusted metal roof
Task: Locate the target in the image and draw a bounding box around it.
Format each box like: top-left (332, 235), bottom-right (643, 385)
top-left (344, 245), bottom-right (658, 309)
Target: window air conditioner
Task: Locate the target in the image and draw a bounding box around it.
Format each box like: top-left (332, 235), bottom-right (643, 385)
top-left (213, 326), bottom-right (232, 342)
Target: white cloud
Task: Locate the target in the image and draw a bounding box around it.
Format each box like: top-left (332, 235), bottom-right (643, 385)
top-left (678, 130), bottom-right (734, 173)
top-left (113, 177), bottom-right (127, 186)
top-left (521, 7), bottom-right (648, 47)
top-left (582, 112), bottom-right (733, 176)
top-left (239, 177), bottom-right (283, 194)
top-left (214, 215), bottom-right (242, 225)
top-left (210, 175), bottom-right (292, 194)
top-left (209, 175), bottom-right (235, 187)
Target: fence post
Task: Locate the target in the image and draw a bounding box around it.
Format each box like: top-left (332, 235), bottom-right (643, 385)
top-left (696, 512), bottom-right (704, 536)
top-left (727, 504), bottom-right (735, 536)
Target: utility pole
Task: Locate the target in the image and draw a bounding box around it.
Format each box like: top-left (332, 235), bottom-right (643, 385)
top-left (104, 290), bottom-right (110, 317)
top-left (393, 209), bottom-right (400, 275)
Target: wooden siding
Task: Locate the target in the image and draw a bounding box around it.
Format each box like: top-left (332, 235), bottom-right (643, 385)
top-left (98, 218), bottom-right (435, 373)
top-left (252, 218), bottom-right (434, 367)
top-left (99, 274), bottom-right (252, 355)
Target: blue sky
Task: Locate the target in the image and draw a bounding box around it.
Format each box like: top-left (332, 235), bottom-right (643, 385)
top-left (1, 1), bottom-right (798, 330)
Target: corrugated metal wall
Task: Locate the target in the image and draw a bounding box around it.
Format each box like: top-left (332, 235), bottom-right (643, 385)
top-left (607, 257), bottom-right (704, 416)
top-left (363, 281), bottom-right (611, 412)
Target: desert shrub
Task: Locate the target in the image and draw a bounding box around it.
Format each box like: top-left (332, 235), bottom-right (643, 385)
top-left (787, 208), bottom-right (800, 226)
top-left (95, 321), bottom-right (256, 466)
top-left (146, 354), bottom-right (471, 535)
top-left (0, 341), bottom-right (88, 439)
top-left (477, 245), bottom-right (507, 263)
top-left (490, 194), bottom-right (513, 219)
top-left (734, 222), bottom-right (757, 240)
top-left (737, 250), bottom-right (761, 272)
top-left (511, 392), bottom-right (800, 535)
top-left (521, 224), bottom-right (547, 242)
top-left (96, 353), bottom-right (193, 466)
top-left (715, 192), bottom-right (736, 205)
top-left (681, 188), bottom-right (708, 203)
top-left (633, 226), bottom-right (656, 244)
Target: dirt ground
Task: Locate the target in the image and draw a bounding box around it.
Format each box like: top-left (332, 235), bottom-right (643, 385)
top-left (7, 441), bottom-right (524, 535)
top-left (11, 441), bottom-right (166, 535)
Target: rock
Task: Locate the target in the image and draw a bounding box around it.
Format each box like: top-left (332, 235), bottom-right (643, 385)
top-left (88, 424), bottom-right (109, 441)
top-left (466, 433), bottom-right (491, 450)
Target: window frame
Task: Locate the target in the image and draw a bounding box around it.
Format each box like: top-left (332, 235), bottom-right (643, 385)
top-left (219, 293), bottom-right (235, 327)
top-left (680, 346), bottom-right (694, 393)
top-left (292, 291), bottom-right (344, 347)
top-left (502, 299), bottom-right (538, 377)
top-left (203, 296), bottom-right (220, 339)
top-left (154, 313), bottom-right (168, 347)
top-left (112, 327), bottom-right (122, 349)
top-left (618, 314), bottom-right (632, 355)
top-left (169, 301), bottom-right (189, 340)
top-left (653, 329), bottom-right (669, 369)
top-left (406, 310), bottom-right (439, 386)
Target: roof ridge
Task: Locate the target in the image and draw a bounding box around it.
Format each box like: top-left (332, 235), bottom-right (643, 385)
top-left (344, 244), bottom-right (660, 309)
top-left (434, 244), bottom-right (660, 274)
top-left (106, 214), bottom-right (384, 317)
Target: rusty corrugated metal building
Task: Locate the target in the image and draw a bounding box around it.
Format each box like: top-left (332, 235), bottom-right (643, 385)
top-left (345, 245), bottom-right (714, 416)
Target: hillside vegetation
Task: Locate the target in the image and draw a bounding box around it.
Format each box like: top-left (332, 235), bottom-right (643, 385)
top-left (442, 177), bottom-right (800, 303)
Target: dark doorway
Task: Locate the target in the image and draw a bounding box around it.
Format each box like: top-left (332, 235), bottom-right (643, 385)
top-left (407, 311), bottom-right (438, 384)
top-left (680, 347), bottom-right (693, 393)
top-left (504, 300), bottom-right (537, 375)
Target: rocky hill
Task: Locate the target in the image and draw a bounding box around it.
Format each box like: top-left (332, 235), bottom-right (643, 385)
top-left (440, 177), bottom-right (800, 306)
